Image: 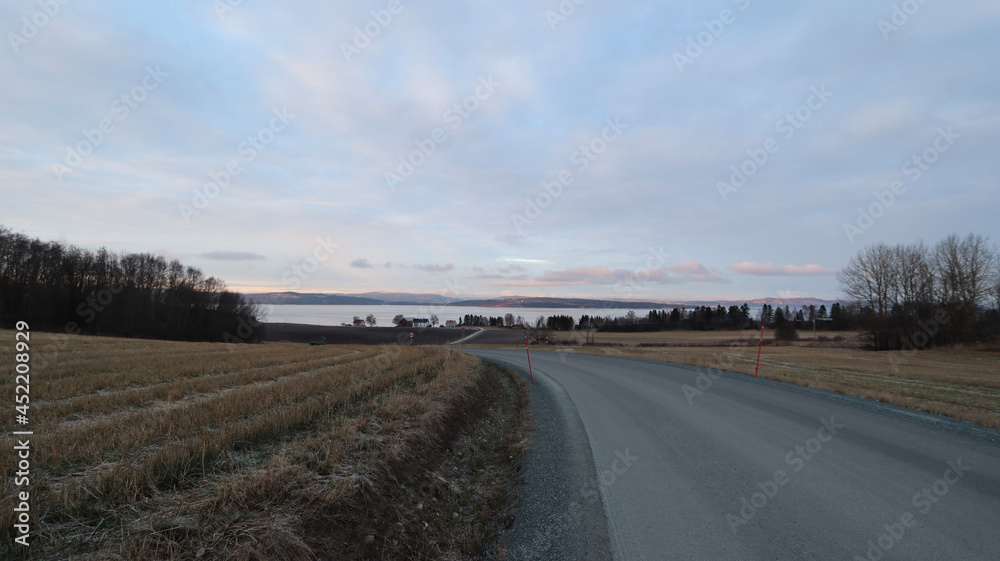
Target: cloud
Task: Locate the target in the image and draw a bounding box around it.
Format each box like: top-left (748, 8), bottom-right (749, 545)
top-left (535, 266), bottom-right (617, 284)
top-left (486, 262), bottom-right (727, 287)
top-left (199, 251), bottom-right (266, 262)
top-left (727, 262), bottom-right (836, 276)
top-left (665, 261), bottom-right (727, 283)
top-left (2, 1), bottom-right (996, 302)
top-left (350, 258), bottom-right (374, 268)
top-left (414, 263), bottom-right (454, 273)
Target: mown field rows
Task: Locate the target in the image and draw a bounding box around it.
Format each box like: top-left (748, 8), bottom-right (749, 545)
top-left (0, 330), bottom-right (505, 560)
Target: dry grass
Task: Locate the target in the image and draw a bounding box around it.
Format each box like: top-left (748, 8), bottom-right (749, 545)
top-left (554, 328), bottom-right (863, 346)
top-left (470, 328), bottom-right (1000, 431)
top-left (0, 330), bottom-right (525, 560)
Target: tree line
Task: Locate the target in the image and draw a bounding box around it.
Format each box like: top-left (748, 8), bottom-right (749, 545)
top-left (456, 305), bottom-right (858, 336)
top-left (541, 304), bottom-right (854, 334)
top-left (0, 226), bottom-right (263, 341)
top-left (459, 314), bottom-right (520, 327)
top-left (838, 233), bottom-right (1000, 350)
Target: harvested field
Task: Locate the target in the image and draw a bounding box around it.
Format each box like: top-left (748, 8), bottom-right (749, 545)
top-left (462, 328), bottom-right (1000, 431)
top-left (466, 327), bottom-right (864, 347)
top-left (554, 328), bottom-right (863, 346)
top-left (0, 330), bottom-right (528, 560)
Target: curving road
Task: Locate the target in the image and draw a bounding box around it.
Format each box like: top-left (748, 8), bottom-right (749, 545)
top-left (465, 348), bottom-right (1000, 561)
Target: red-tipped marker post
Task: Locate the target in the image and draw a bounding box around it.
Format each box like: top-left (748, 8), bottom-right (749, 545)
top-left (524, 330), bottom-right (533, 384)
top-left (754, 322), bottom-right (765, 377)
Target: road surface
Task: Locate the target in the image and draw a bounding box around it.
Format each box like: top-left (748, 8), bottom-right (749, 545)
top-left (465, 348), bottom-right (1000, 560)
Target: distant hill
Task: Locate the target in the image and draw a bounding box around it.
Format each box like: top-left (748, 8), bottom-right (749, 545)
top-left (247, 292), bottom-right (385, 305)
top-left (354, 292), bottom-right (456, 304)
top-left (449, 296), bottom-right (672, 309)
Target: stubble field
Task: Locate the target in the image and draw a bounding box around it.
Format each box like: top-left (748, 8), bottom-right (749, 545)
top-left (0, 330), bottom-right (526, 560)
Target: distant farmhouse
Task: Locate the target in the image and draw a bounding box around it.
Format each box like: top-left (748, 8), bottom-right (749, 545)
top-left (444, 320), bottom-right (457, 327)
top-left (398, 317), bottom-right (431, 328)
top-left (352, 318), bottom-right (365, 327)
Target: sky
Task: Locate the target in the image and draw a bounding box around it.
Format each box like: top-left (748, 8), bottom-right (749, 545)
top-left (2, 0), bottom-right (998, 302)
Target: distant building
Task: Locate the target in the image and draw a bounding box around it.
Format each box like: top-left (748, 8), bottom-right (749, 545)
top-left (352, 318), bottom-right (365, 327)
top-left (402, 317), bottom-right (431, 328)
top-left (444, 320), bottom-right (457, 327)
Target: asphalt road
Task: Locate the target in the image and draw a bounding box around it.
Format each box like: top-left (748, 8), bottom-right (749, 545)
top-left (465, 348), bottom-right (1000, 561)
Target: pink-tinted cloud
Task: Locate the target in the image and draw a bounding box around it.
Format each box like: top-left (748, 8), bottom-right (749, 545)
top-left (727, 262), bottom-right (836, 276)
top-left (484, 262), bottom-right (727, 287)
top-left (535, 265), bottom-right (618, 284)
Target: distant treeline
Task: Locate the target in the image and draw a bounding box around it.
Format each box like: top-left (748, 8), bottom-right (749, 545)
top-left (460, 314), bottom-right (513, 327)
top-left (838, 233), bottom-right (1000, 350)
top-left (0, 226), bottom-right (263, 341)
top-left (581, 304), bottom-right (855, 333)
top-left (460, 304), bottom-right (857, 334)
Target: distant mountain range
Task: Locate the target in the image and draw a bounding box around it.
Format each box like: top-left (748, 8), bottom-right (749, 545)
top-left (247, 292), bottom-right (386, 305)
top-left (247, 292), bottom-right (836, 309)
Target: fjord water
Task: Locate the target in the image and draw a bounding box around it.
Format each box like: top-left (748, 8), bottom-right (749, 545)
top-left (262, 304), bottom-right (659, 327)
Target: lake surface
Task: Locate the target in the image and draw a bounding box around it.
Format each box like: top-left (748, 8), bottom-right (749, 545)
top-left (260, 304), bottom-right (669, 327)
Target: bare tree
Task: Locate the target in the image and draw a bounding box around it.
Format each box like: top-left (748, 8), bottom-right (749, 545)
top-left (994, 257), bottom-right (1000, 312)
top-left (430, 314), bottom-right (439, 327)
top-left (365, 313), bottom-right (376, 327)
top-left (504, 313), bottom-right (514, 327)
top-left (895, 241), bottom-right (934, 306)
top-left (837, 243), bottom-right (897, 349)
top-left (392, 314), bottom-right (406, 326)
top-left (933, 234), bottom-right (997, 340)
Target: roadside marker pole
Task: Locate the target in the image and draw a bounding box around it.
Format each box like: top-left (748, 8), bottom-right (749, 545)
top-left (524, 331), bottom-right (533, 384)
top-left (754, 322), bottom-right (765, 377)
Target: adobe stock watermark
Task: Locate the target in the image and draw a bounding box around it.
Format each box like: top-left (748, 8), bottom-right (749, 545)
top-left (510, 117), bottom-right (627, 234)
top-left (51, 65), bottom-right (168, 181)
top-left (282, 235), bottom-right (340, 289)
top-left (179, 107), bottom-right (295, 223)
top-left (223, 234), bottom-right (339, 346)
top-left (8, 0), bottom-right (73, 54)
top-left (341, 0), bottom-right (406, 63)
top-left (384, 74), bottom-right (500, 192)
top-left (223, 302), bottom-right (274, 347)
top-left (878, 0), bottom-right (933, 41)
top-left (212, 0), bottom-right (244, 20)
top-left (727, 416), bottom-right (844, 532)
top-left (717, 84), bottom-right (833, 202)
top-left (843, 126), bottom-right (959, 244)
top-left (852, 458), bottom-right (969, 561)
top-left (547, 245), bottom-right (670, 364)
top-left (887, 305), bottom-right (958, 373)
top-left (416, 276), bottom-right (467, 322)
top-left (509, 448), bottom-right (639, 560)
top-left (682, 322), bottom-right (761, 405)
top-left (673, 0), bottom-right (752, 72)
top-left (543, 0), bottom-right (588, 31)
top-left (614, 246), bottom-right (671, 300)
